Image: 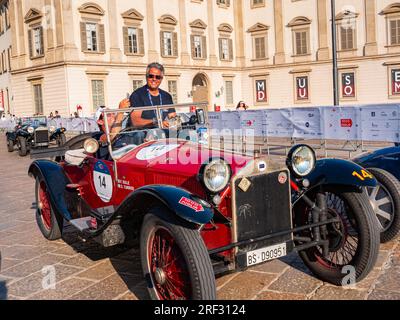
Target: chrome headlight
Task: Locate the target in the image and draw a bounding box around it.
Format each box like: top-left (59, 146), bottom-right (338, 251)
top-left (83, 138), bottom-right (99, 154)
top-left (201, 159), bottom-right (231, 193)
top-left (27, 127), bottom-right (34, 134)
top-left (49, 126), bottom-right (56, 133)
top-left (287, 145), bottom-right (316, 177)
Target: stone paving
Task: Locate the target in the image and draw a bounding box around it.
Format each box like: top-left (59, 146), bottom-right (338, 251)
top-left (0, 135), bottom-right (399, 300)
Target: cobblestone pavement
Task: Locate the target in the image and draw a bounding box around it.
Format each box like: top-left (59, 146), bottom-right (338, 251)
top-left (0, 135), bottom-right (399, 300)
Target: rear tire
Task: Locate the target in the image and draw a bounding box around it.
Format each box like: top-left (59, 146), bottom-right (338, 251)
top-left (294, 188), bottom-right (379, 286)
top-left (367, 168), bottom-right (400, 243)
top-left (35, 177), bottom-right (63, 240)
top-left (7, 139), bottom-right (14, 152)
top-left (18, 136), bottom-right (27, 157)
top-left (140, 207), bottom-right (216, 300)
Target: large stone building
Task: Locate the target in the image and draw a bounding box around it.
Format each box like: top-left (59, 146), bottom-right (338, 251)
top-left (5, 0), bottom-right (400, 117)
top-left (0, 0), bottom-right (12, 115)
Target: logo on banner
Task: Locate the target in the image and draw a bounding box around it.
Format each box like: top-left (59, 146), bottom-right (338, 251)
top-left (342, 73), bottom-right (355, 98)
top-left (296, 76), bottom-right (309, 100)
top-left (256, 80), bottom-right (268, 102)
top-left (341, 119), bottom-right (353, 128)
top-left (392, 69), bottom-right (400, 95)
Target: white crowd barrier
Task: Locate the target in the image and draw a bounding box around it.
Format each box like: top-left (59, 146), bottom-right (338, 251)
top-left (209, 103), bottom-right (400, 143)
top-left (1, 104), bottom-right (399, 143)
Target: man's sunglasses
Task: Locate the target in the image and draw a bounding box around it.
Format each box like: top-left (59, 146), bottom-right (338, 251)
top-left (147, 74), bottom-right (163, 80)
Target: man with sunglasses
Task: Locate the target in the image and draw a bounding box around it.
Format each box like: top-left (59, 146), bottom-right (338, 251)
top-left (127, 62), bottom-right (176, 129)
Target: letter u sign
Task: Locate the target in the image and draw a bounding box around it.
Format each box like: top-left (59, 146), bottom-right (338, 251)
top-left (296, 76), bottom-right (309, 100)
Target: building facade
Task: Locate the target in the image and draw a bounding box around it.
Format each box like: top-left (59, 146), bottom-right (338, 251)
top-left (7, 0), bottom-right (400, 117)
top-left (0, 0), bottom-right (12, 115)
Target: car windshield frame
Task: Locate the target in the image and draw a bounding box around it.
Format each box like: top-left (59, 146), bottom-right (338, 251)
top-left (20, 116), bottom-right (47, 127)
top-left (103, 102), bottom-right (209, 162)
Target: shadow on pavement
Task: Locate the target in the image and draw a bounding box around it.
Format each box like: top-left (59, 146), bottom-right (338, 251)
top-left (62, 227), bottom-right (149, 300)
top-left (0, 281), bottom-right (7, 300)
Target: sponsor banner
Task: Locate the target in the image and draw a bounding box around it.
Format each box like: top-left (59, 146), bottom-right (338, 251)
top-left (239, 110), bottom-right (265, 137)
top-left (264, 109), bottom-right (294, 138)
top-left (208, 112), bottom-right (222, 131)
top-left (220, 111), bottom-right (242, 136)
top-left (291, 107), bottom-right (323, 139)
top-left (322, 106), bottom-right (360, 141)
top-left (360, 104), bottom-right (400, 143)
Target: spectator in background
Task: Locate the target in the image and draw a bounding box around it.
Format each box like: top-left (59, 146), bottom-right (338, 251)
top-left (55, 110), bottom-right (61, 118)
top-left (49, 112), bottom-right (54, 119)
top-left (236, 101), bottom-right (249, 111)
top-left (74, 112), bottom-right (80, 118)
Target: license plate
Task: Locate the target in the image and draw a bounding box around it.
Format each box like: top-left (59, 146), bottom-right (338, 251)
top-left (246, 243), bottom-right (287, 267)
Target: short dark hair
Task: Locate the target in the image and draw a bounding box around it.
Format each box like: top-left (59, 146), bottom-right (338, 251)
top-left (146, 62), bottom-right (165, 77)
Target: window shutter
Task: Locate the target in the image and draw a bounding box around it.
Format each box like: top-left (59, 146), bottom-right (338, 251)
top-left (80, 22), bottom-right (87, 52)
top-left (138, 28), bottom-right (144, 55)
top-left (201, 36), bottom-right (207, 59)
top-left (123, 27), bottom-right (129, 54)
top-left (218, 38), bottom-right (223, 60)
top-left (226, 0), bottom-right (230, 6)
top-left (98, 24), bottom-right (105, 53)
top-left (28, 29), bottom-right (33, 59)
top-left (39, 27), bottom-right (44, 55)
top-left (173, 32), bottom-right (178, 57)
top-left (229, 39), bottom-right (233, 61)
top-left (190, 35), bottom-right (195, 58)
top-left (160, 31), bottom-right (165, 57)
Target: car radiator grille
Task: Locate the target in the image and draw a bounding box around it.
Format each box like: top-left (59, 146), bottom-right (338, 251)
top-left (234, 170), bottom-right (293, 249)
top-left (34, 129), bottom-right (49, 144)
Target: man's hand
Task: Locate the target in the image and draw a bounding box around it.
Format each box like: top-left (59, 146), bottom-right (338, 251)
top-left (119, 98), bottom-right (130, 109)
top-left (99, 133), bottom-right (108, 145)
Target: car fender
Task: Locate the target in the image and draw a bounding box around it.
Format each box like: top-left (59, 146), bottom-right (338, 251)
top-left (305, 159), bottom-right (377, 190)
top-left (6, 131), bottom-right (16, 141)
top-left (28, 160), bottom-right (73, 220)
top-left (119, 185), bottom-right (214, 226)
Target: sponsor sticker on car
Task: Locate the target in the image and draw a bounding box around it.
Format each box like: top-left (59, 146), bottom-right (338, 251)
top-left (93, 161), bottom-right (113, 203)
top-left (179, 197), bottom-right (204, 212)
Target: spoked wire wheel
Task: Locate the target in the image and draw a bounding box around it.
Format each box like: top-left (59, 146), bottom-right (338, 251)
top-left (140, 207), bottom-right (216, 300)
top-left (148, 226), bottom-right (191, 300)
top-left (366, 168), bottom-right (400, 243)
top-left (38, 181), bottom-right (52, 231)
top-left (294, 188), bottom-right (379, 285)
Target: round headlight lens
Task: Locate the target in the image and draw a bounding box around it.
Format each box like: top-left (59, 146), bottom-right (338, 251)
top-left (27, 127), bottom-right (34, 134)
top-left (202, 159), bottom-right (230, 193)
top-left (83, 138), bottom-right (99, 154)
top-left (49, 126), bottom-right (56, 133)
top-left (289, 145), bottom-right (316, 177)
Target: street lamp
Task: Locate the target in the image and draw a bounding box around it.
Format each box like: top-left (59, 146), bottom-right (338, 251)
top-left (331, 0), bottom-right (339, 106)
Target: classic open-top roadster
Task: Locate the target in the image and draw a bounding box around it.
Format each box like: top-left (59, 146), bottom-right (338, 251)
top-left (28, 103), bottom-right (380, 300)
top-left (6, 116), bottom-right (66, 157)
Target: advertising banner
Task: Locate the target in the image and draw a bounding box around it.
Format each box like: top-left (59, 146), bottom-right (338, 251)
top-left (208, 112), bottom-right (222, 131)
top-left (360, 104), bottom-right (400, 143)
top-left (322, 106), bottom-right (360, 141)
top-left (239, 110), bottom-right (265, 137)
top-left (291, 107), bottom-right (323, 139)
top-left (264, 109), bottom-right (294, 138)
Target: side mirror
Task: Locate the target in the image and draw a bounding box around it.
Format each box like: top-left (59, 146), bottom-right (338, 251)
top-left (196, 109), bottom-right (206, 125)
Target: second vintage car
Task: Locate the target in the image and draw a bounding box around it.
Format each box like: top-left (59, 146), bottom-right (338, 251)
top-left (28, 103), bottom-right (380, 300)
top-left (6, 116), bottom-right (67, 157)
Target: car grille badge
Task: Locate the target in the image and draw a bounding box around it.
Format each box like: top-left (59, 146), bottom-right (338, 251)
top-left (238, 177), bottom-right (251, 192)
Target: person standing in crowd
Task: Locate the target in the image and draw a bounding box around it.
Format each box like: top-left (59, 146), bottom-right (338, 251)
top-left (49, 112), bottom-right (54, 119)
top-left (55, 110), bottom-right (61, 118)
top-left (236, 101), bottom-right (249, 111)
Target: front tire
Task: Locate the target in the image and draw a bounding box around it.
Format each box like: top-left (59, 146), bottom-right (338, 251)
top-left (366, 168), bottom-right (400, 243)
top-left (35, 177), bottom-right (63, 240)
top-left (140, 207), bottom-right (216, 300)
top-left (18, 136), bottom-right (27, 157)
top-left (7, 139), bottom-right (14, 152)
top-left (294, 188), bottom-right (379, 286)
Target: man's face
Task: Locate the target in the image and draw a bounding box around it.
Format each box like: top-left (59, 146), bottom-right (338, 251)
top-left (147, 67), bottom-right (163, 90)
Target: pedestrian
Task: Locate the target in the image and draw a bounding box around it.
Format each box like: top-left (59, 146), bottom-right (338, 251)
top-left (49, 112), bottom-right (54, 119)
top-left (74, 112), bottom-right (80, 118)
top-left (236, 101), bottom-right (249, 111)
top-left (55, 110), bottom-right (61, 118)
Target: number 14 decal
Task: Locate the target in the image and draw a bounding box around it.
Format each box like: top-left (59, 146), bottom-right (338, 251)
top-left (352, 169), bottom-right (373, 181)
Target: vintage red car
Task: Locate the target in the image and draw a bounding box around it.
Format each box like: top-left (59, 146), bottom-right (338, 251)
top-left (28, 103), bottom-right (380, 300)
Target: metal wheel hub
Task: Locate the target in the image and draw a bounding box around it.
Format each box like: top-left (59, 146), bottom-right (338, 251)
top-left (154, 268), bottom-right (167, 285)
top-left (367, 185), bottom-right (394, 231)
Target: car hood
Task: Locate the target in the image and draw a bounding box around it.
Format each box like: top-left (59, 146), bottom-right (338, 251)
top-left (353, 146), bottom-right (400, 164)
top-left (117, 139), bottom-right (264, 177)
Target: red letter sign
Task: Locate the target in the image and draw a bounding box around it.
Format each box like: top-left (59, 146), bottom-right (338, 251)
top-left (342, 72), bottom-right (355, 98)
top-left (296, 76), bottom-right (309, 100)
top-left (256, 80), bottom-right (268, 102)
top-left (392, 69), bottom-right (400, 95)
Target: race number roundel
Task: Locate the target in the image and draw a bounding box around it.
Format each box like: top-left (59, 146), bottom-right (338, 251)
top-left (93, 161), bottom-right (113, 203)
